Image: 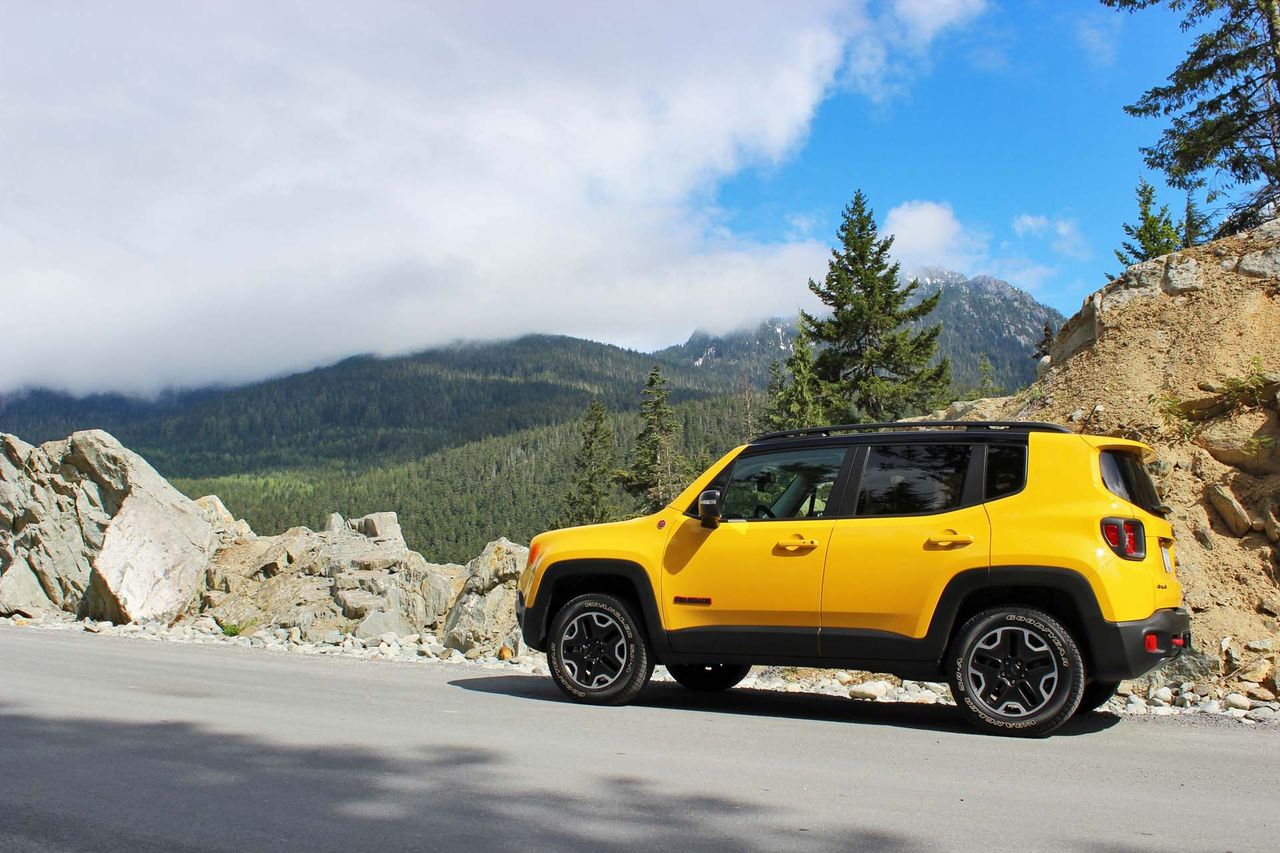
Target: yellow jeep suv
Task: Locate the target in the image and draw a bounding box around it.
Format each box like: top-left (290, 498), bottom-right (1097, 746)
top-left (517, 421), bottom-right (1191, 736)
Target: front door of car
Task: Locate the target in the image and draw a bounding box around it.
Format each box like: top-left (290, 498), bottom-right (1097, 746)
top-left (661, 445), bottom-right (850, 658)
top-left (820, 442), bottom-right (991, 657)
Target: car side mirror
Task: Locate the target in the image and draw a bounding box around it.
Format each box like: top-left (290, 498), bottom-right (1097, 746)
top-left (698, 489), bottom-right (722, 529)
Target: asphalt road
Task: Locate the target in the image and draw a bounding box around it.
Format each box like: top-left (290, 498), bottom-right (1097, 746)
top-left (1, 627), bottom-right (1277, 853)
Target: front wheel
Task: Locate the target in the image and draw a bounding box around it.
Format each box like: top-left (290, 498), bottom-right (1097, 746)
top-left (667, 663), bottom-right (751, 692)
top-left (947, 606), bottom-right (1085, 737)
top-left (548, 593), bottom-right (653, 705)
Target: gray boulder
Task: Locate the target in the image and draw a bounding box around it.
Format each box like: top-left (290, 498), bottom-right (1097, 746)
top-left (1237, 245), bottom-right (1280, 278)
top-left (442, 538), bottom-right (529, 654)
top-left (201, 515), bottom-right (465, 642)
top-left (1163, 255), bottom-right (1203, 294)
top-left (0, 430), bottom-right (219, 623)
top-left (1208, 483), bottom-right (1253, 537)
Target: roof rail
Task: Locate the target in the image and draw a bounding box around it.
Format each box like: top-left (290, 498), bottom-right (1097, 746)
top-left (751, 420), bottom-right (1071, 443)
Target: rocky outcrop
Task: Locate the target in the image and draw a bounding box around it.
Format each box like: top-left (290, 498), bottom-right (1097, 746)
top-left (0, 430), bottom-right (509, 644)
top-left (202, 513), bottom-right (466, 642)
top-left (442, 538), bottom-right (528, 656)
top-left (1050, 218), bottom-right (1280, 367)
top-left (0, 430), bottom-right (221, 623)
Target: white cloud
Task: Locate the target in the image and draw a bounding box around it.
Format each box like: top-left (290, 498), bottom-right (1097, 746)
top-left (892, 0), bottom-right (988, 46)
top-left (1012, 214), bottom-right (1049, 237)
top-left (1075, 13), bottom-right (1121, 69)
top-left (884, 200), bottom-right (987, 273)
top-left (0, 1), bottom-right (983, 395)
top-left (1012, 213), bottom-right (1091, 260)
top-left (886, 201), bottom-right (1062, 294)
top-left (784, 212), bottom-right (822, 241)
top-left (844, 0), bottom-right (987, 100)
top-left (1051, 219), bottom-right (1092, 260)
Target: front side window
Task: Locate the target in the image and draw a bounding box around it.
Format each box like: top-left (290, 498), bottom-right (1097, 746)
top-left (856, 444), bottom-right (972, 516)
top-left (720, 447), bottom-right (847, 520)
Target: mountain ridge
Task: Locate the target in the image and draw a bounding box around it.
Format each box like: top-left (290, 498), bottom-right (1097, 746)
top-left (655, 268), bottom-right (1065, 391)
top-left (0, 268), bottom-right (1062, 483)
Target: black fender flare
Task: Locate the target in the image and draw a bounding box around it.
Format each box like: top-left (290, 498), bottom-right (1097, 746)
top-left (519, 558), bottom-right (668, 655)
top-left (922, 565), bottom-right (1108, 667)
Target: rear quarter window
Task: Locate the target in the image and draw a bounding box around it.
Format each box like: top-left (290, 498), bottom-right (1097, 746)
top-left (985, 445), bottom-right (1026, 500)
top-left (1099, 450), bottom-right (1163, 514)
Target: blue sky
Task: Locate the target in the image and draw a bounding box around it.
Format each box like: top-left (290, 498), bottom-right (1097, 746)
top-left (2, 1), bottom-right (1204, 394)
top-left (716, 0), bottom-right (1189, 314)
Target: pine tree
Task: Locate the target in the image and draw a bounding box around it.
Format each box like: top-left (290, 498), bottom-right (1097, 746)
top-left (1104, 0), bottom-right (1280, 233)
top-left (1032, 322), bottom-right (1055, 359)
top-left (1182, 187), bottom-right (1213, 247)
top-left (620, 364), bottom-right (684, 512)
top-left (560, 398), bottom-right (617, 527)
top-left (1111, 177), bottom-right (1181, 277)
top-left (801, 190), bottom-right (950, 422)
top-left (976, 355), bottom-right (1000, 397)
top-left (765, 329), bottom-right (828, 430)
top-left (735, 372), bottom-right (760, 441)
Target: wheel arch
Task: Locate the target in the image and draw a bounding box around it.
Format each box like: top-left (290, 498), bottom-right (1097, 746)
top-left (524, 559), bottom-right (668, 655)
top-left (928, 567), bottom-right (1106, 675)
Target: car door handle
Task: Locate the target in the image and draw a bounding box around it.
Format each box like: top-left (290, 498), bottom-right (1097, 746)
top-left (776, 538), bottom-right (820, 550)
top-left (927, 532), bottom-right (975, 546)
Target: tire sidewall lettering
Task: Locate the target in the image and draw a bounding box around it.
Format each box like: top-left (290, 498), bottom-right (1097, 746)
top-left (950, 607), bottom-right (1085, 735)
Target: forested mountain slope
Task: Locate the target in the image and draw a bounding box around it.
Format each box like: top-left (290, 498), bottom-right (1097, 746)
top-left (0, 335), bottom-right (737, 478)
top-left (173, 396), bottom-right (746, 562)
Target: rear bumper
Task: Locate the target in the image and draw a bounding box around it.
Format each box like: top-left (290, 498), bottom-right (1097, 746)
top-left (1090, 606), bottom-right (1193, 681)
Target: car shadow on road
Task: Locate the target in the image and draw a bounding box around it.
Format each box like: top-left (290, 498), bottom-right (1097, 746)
top-left (449, 674), bottom-right (1123, 738)
top-left (0, 701), bottom-right (917, 853)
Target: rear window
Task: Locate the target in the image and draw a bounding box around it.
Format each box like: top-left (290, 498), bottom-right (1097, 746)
top-left (856, 444), bottom-right (972, 516)
top-left (985, 445), bottom-right (1026, 500)
top-left (1099, 450), bottom-right (1163, 514)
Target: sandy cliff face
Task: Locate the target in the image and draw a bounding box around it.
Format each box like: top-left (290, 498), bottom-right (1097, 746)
top-left (923, 220), bottom-right (1280, 682)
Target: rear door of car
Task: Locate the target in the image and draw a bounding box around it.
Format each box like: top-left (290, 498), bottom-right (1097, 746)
top-left (819, 439), bottom-right (992, 657)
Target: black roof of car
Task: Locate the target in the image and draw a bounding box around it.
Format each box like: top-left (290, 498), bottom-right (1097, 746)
top-left (749, 421), bottom-right (1070, 447)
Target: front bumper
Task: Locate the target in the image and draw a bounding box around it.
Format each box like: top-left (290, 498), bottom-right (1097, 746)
top-left (1090, 606), bottom-right (1193, 681)
top-left (516, 590), bottom-right (543, 652)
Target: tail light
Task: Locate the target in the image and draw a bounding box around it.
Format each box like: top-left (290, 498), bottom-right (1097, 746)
top-left (1101, 517), bottom-right (1146, 560)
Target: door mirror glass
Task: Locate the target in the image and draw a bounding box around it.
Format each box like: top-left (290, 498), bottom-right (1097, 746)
top-left (698, 490), bottom-right (722, 528)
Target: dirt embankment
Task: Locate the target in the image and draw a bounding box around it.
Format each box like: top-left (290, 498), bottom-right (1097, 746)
top-left (929, 220), bottom-right (1280, 692)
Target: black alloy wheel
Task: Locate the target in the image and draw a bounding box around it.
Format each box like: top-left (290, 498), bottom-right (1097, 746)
top-left (948, 606), bottom-right (1085, 737)
top-left (548, 593), bottom-right (653, 705)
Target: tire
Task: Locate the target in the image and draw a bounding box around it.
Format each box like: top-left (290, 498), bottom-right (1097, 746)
top-left (667, 663), bottom-right (751, 692)
top-left (1076, 680), bottom-right (1121, 715)
top-left (547, 593), bottom-right (654, 706)
top-left (947, 606), bottom-right (1085, 737)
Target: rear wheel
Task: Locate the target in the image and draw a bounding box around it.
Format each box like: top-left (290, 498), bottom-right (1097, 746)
top-left (947, 606), bottom-right (1085, 737)
top-left (667, 663), bottom-right (751, 692)
top-left (548, 593), bottom-right (653, 705)
top-left (1076, 680), bottom-right (1121, 715)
